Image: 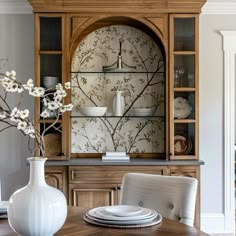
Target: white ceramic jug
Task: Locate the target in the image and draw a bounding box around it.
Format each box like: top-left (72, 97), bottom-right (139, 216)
top-left (113, 91), bottom-right (125, 116)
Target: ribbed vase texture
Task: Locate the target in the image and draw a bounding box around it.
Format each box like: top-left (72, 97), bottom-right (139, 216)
top-left (8, 157), bottom-right (67, 236)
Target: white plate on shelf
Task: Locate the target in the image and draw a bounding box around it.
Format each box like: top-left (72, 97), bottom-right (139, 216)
top-left (87, 206), bottom-right (156, 221)
top-left (132, 108), bottom-right (154, 116)
top-left (174, 97), bottom-right (192, 119)
top-left (104, 205), bottom-right (143, 217)
top-left (0, 201), bottom-right (9, 213)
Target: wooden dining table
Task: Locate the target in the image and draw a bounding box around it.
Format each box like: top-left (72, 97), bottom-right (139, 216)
top-left (0, 207), bottom-right (209, 236)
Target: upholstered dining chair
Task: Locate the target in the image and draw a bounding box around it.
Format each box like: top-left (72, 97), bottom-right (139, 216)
top-left (119, 173), bottom-right (198, 227)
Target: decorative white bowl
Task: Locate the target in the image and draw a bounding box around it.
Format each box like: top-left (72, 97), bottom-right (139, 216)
top-left (79, 107), bottom-right (107, 116)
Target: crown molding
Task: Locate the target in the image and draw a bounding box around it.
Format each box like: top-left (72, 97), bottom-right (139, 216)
top-left (0, 1), bottom-right (235, 15)
top-left (0, 1), bottom-right (32, 14)
top-left (201, 2), bottom-right (236, 14)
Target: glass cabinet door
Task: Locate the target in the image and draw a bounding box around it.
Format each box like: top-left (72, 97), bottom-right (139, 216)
top-left (170, 15), bottom-right (198, 160)
top-left (35, 14), bottom-right (66, 159)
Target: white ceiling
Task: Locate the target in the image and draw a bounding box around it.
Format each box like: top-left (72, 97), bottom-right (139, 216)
top-left (0, 0), bottom-right (236, 14)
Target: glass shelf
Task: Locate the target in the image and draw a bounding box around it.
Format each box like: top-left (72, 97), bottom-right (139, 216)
top-left (174, 88), bottom-right (195, 92)
top-left (70, 71), bottom-right (165, 74)
top-left (38, 119), bottom-right (62, 123)
top-left (39, 51), bottom-right (62, 55)
top-left (71, 115), bottom-right (165, 119)
top-left (174, 119), bottom-right (195, 123)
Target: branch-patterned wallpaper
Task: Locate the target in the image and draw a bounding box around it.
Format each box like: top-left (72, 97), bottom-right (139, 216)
top-left (71, 25), bottom-right (165, 154)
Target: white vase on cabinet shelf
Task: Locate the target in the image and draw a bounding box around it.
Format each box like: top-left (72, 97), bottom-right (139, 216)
top-left (8, 157), bottom-right (67, 236)
top-left (113, 90), bottom-right (125, 116)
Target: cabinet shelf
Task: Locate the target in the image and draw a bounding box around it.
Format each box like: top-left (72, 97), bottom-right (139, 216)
top-left (174, 88), bottom-right (195, 92)
top-left (171, 155), bottom-right (196, 160)
top-left (174, 119), bottom-right (195, 123)
top-left (39, 50), bottom-right (62, 55)
top-left (38, 119), bottom-right (62, 123)
top-left (173, 51), bottom-right (196, 55)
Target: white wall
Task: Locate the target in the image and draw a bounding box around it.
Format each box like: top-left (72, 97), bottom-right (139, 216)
top-left (0, 14), bottom-right (34, 200)
top-left (199, 14), bottom-right (236, 233)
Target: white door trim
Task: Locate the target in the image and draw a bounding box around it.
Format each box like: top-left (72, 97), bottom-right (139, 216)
top-left (220, 30), bottom-right (236, 233)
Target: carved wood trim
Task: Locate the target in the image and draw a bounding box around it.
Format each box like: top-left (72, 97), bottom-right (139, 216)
top-left (28, 0), bottom-right (206, 13)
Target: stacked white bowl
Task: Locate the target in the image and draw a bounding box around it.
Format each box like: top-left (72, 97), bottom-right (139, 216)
top-left (42, 76), bottom-right (60, 89)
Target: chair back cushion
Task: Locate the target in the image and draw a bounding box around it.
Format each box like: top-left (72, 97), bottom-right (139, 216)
top-left (120, 173), bottom-right (198, 226)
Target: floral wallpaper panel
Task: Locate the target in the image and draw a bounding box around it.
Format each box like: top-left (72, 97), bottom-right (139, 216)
top-left (71, 25), bottom-right (165, 154)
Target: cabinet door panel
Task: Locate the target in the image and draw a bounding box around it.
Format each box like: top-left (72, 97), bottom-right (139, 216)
top-left (45, 166), bottom-right (67, 196)
top-left (69, 183), bottom-right (118, 207)
top-left (169, 166), bottom-right (198, 178)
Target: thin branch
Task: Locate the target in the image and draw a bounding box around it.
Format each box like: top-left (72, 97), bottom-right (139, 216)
top-left (0, 124), bottom-right (15, 132)
top-left (74, 73), bottom-right (97, 106)
top-left (128, 120), bottom-right (152, 152)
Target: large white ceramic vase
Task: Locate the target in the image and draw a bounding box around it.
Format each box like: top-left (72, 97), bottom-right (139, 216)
top-left (8, 157), bottom-right (67, 236)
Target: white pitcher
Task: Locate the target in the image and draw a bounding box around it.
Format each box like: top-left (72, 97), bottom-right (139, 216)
top-left (113, 90), bottom-right (125, 116)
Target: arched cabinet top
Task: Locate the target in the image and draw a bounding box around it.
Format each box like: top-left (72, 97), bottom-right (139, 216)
top-left (69, 15), bottom-right (167, 61)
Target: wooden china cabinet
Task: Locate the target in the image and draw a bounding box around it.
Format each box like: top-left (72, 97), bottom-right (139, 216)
top-left (28, 0), bottom-right (206, 228)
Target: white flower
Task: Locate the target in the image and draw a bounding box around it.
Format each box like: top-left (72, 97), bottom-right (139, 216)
top-left (29, 133), bottom-right (35, 138)
top-left (34, 87), bottom-right (45, 97)
top-left (47, 101), bottom-right (59, 110)
top-left (43, 98), bottom-right (48, 106)
top-left (17, 121), bottom-right (27, 130)
top-left (9, 83), bottom-right (18, 92)
top-left (55, 89), bottom-right (67, 98)
top-left (27, 78), bottom-right (34, 88)
top-left (40, 110), bottom-right (50, 118)
top-left (54, 95), bottom-right (63, 103)
top-left (10, 107), bottom-right (20, 117)
top-left (66, 104), bottom-right (73, 111)
top-left (29, 87), bottom-right (45, 97)
top-left (24, 126), bottom-right (35, 135)
top-left (59, 105), bottom-right (66, 113)
top-left (1, 80), bottom-right (10, 90)
top-left (22, 78), bottom-right (34, 90)
top-left (6, 70), bottom-right (16, 80)
top-left (0, 111), bottom-right (6, 119)
top-left (17, 85), bottom-right (24, 93)
top-left (20, 109), bottom-right (29, 119)
top-left (64, 82), bottom-right (71, 89)
top-left (55, 83), bottom-right (63, 90)
top-left (29, 88), bottom-right (37, 96)
top-left (10, 108), bottom-right (22, 122)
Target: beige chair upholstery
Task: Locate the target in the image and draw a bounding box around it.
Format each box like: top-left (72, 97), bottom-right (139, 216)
top-left (119, 173), bottom-right (198, 227)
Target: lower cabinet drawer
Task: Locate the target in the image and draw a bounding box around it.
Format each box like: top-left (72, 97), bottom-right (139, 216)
top-left (69, 166), bottom-right (167, 183)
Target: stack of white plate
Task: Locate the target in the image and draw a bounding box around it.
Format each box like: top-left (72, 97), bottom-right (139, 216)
top-left (84, 205), bottom-right (162, 228)
top-left (42, 76), bottom-right (60, 89)
top-left (132, 108), bottom-right (154, 116)
top-left (0, 201), bottom-right (9, 218)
